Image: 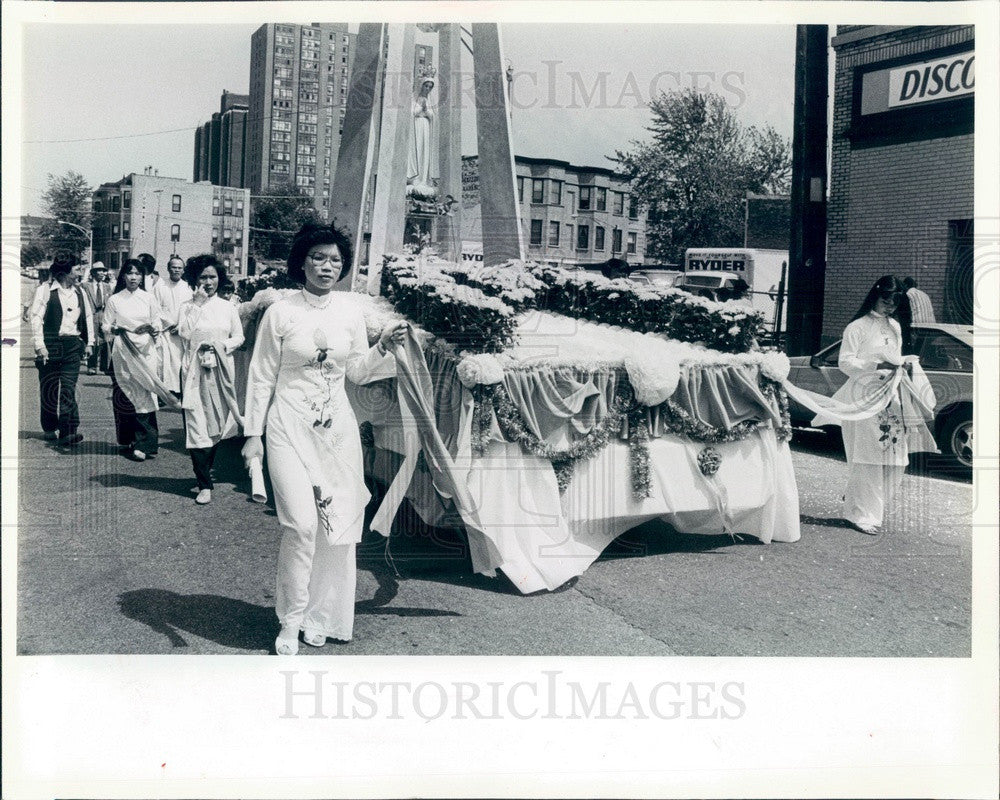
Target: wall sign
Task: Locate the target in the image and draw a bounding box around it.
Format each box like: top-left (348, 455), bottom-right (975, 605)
top-left (861, 50), bottom-right (974, 115)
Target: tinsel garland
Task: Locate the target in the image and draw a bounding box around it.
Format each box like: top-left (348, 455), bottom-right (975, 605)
top-left (626, 400), bottom-right (653, 499)
top-left (467, 367), bottom-right (790, 499)
top-left (471, 380), bottom-right (632, 494)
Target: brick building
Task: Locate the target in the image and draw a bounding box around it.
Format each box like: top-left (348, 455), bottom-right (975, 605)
top-left (92, 171), bottom-right (252, 276)
top-left (461, 155), bottom-right (647, 268)
top-left (825, 25), bottom-right (974, 343)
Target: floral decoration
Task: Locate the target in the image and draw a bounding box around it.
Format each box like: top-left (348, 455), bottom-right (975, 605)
top-left (697, 446), bottom-right (722, 477)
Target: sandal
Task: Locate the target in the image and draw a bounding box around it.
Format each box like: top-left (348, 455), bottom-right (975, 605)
top-left (303, 630), bottom-right (326, 647)
top-left (275, 626), bottom-right (299, 656)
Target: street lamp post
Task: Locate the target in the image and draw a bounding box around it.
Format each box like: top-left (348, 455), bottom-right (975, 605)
top-left (152, 189), bottom-right (164, 259)
top-left (57, 219), bottom-right (92, 265)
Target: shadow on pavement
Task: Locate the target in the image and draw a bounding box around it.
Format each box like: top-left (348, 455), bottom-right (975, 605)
top-left (799, 514), bottom-right (856, 530)
top-left (118, 589), bottom-right (274, 651)
top-left (93, 473), bottom-right (197, 498)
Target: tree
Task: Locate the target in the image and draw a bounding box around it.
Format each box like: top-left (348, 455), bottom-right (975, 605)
top-left (21, 242), bottom-right (47, 270)
top-left (249, 182), bottom-right (321, 263)
top-left (39, 171), bottom-right (93, 258)
top-left (615, 89), bottom-right (792, 264)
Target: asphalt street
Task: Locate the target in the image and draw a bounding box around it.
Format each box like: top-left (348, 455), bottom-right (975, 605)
top-left (14, 330), bottom-right (973, 657)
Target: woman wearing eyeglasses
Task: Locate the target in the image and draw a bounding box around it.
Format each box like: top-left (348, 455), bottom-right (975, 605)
top-left (830, 275), bottom-right (935, 534)
top-left (241, 222), bottom-right (408, 655)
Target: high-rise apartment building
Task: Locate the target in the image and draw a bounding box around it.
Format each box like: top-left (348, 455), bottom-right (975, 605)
top-left (193, 91), bottom-right (250, 188)
top-left (246, 23), bottom-right (357, 213)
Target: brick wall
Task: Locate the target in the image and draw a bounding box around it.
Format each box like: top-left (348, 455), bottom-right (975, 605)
top-left (825, 25), bottom-right (974, 343)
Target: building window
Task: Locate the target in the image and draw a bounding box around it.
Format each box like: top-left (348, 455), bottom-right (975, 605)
top-left (531, 179), bottom-right (545, 204)
top-left (595, 226), bottom-right (605, 251)
top-left (122, 221), bottom-right (130, 239)
top-left (223, 198), bottom-right (233, 214)
top-left (171, 224), bottom-right (180, 242)
top-left (235, 258), bottom-right (241, 271)
top-left (612, 228), bottom-right (623, 253)
top-left (122, 191), bottom-right (131, 210)
top-left (223, 228), bottom-right (232, 241)
top-left (578, 186), bottom-right (592, 211)
top-left (548, 221), bottom-right (560, 246)
top-left (112, 223), bottom-right (120, 238)
top-left (628, 195), bottom-right (639, 219)
top-left (172, 194), bottom-right (181, 212)
top-left (613, 192), bottom-right (624, 215)
top-left (212, 197), bottom-right (220, 215)
top-left (94, 200), bottom-right (102, 212)
top-left (596, 187), bottom-right (607, 212)
top-left (530, 219), bottom-right (543, 246)
top-left (549, 180), bottom-right (562, 206)
top-left (212, 228), bottom-right (219, 244)
top-left (236, 199), bottom-right (244, 213)
top-left (517, 176), bottom-right (524, 201)
top-left (627, 231), bottom-right (637, 254)
top-left (576, 225), bottom-right (589, 250)
top-left (112, 196), bottom-right (120, 212)
top-left (223, 258), bottom-right (231, 269)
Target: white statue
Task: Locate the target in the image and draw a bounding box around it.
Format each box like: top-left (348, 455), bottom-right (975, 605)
top-left (406, 74), bottom-right (436, 199)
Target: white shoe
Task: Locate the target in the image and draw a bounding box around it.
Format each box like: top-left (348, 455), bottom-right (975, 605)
top-left (303, 630), bottom-right (326, 647)
top-left (195, 489), bottom-right (212, 505)
top-left (853, 522), bottom-right (880, 535)
top-left (275, 626), bottom-right (299, 656)
top-left (132, 449), bottom-right (147, 461)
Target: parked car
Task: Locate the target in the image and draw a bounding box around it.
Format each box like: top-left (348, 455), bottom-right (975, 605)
top-left (629, 268), bottom-right (684, 288)
top-left (786, 322), bottom-right (974, 470)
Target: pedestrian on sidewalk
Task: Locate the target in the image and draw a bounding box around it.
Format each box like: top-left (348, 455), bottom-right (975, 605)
top-left (29, 252), bottom-right (95, 446)
top-left (241, 222), bottom-right (407, 655)
top-left (103, 259), bottom-right (175, 461)
top-left (177, 255), bottom-right (244, 505)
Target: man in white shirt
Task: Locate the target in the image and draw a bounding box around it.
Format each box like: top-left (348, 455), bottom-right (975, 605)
top-left (153, 254), bottom-right (193, 393)
top-left (902, 276), bottom-right (935, 323)
top-left (29, 252), bottom-right (95, 446)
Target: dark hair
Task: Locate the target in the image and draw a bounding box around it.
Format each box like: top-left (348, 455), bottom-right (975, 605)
top-left (114, 258), bottom-right (146, 294)
top-left (901, 276), bottom-right (916, 290)
top-left (600, 258), bottom-right (630, 280)
top-left (136, 253), bottom-right (157, 274)
top-left (49, 251), bottom-right (79, 279)
top-left (217, 279), bottom-right (236, 297)
top-left (287, 222), bottom-right (353, 284)
top-left (183, 253), bottom-right (226, 288)
top-left (166, 255), bottom-right (186, 269)
top-left (851, 274), bottom-right (914, 355)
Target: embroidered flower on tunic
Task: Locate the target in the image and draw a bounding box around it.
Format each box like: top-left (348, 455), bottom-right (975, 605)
top-left (877, 407), bottom-right (903, 448)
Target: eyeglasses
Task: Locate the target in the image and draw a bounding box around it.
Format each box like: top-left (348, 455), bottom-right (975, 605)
top-left (308, 251), bottom-right (342, 266)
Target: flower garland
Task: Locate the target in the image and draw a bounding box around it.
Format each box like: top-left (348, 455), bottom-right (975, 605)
top-left (626, 399), bottom-right (652, 499)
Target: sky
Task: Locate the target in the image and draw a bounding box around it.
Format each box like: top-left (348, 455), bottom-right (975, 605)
top-left (19, 22), bottom-right (795, 216)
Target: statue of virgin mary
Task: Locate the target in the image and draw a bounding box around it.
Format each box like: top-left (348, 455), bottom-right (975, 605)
top-left (406, 75), bottom-right (437, 199)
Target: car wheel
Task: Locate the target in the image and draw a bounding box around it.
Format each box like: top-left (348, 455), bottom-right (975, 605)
top-left (938, 411), bottom-right (973, 471)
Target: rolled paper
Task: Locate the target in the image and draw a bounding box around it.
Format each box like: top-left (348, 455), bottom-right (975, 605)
top-left (249, 456), bottom-right (267, 503)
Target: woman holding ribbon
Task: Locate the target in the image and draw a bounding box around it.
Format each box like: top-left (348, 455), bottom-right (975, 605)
top-left (177, 255), bottom-right (245, 505)
top-left (241, 222), bottom-right (407, 655)
top-left (103, 259), bottom-right (178, 461)
top-left (820, 275), bottom-right (937, 534)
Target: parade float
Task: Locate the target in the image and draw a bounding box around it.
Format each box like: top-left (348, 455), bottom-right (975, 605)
top-left (235, 254), bottom-right (800, 594)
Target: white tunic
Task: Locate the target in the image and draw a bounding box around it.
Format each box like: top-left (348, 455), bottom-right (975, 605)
top-left (244, 289), bottom-right (394, 544)
top-left (102, 288), bottom-right (162, 414)
top-left (177, 295), bottom-right (245, 449)
top-left (154, 278), bottom-right (194, 392)
top-left (837, 312), bottom-right (908, 466)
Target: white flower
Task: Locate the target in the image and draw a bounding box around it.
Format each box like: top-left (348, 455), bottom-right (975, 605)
top-left (758, 350), bottom-right (791, 382)
top-left (456, 353), bottom-right (506, 388)
top-left (728, 325), bottom-right (741, 336)
top-left (625, 349), bottom-right (681, 406)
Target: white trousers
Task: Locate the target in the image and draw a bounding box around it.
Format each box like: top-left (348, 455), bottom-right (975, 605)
top-left (843, 463), bottom-right (905, 529)
top-left (268, 434), bottom-right (357, 641)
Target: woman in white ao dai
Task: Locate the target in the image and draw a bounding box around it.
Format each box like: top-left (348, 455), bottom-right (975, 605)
top-left (242, 224), bottom-right (407, 656)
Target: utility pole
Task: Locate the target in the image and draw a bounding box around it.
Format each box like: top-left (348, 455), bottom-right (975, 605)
top-left (786, 25), bottom-right (829, 356)
top-left (152, 189), bottom-right (164, 259)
